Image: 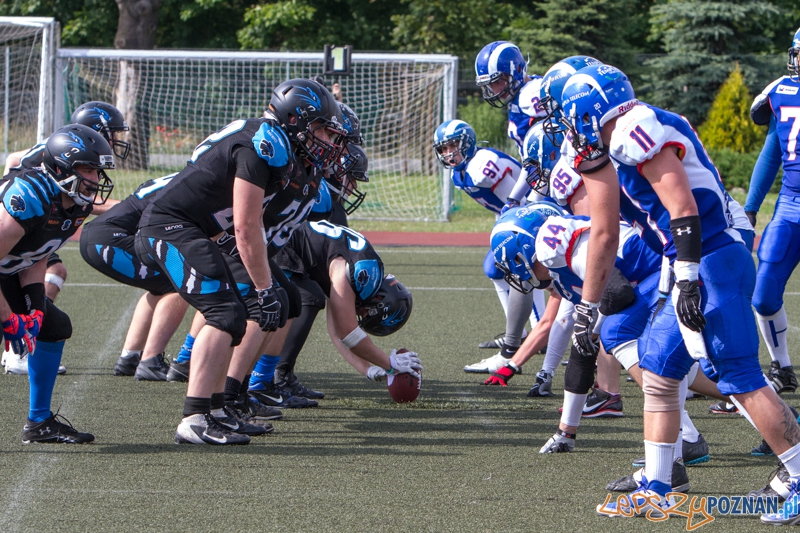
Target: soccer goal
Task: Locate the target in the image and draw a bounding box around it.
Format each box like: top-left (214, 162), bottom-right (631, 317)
top-left (0, 17), bottom-right (58, 164)
top-left (55, 48), bottom-right (458, 221)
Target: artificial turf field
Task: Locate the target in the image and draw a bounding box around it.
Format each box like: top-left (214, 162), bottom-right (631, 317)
top-left (0, 243), bottom-right (797, 532)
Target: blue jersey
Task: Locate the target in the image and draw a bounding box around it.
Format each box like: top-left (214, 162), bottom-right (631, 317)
top-left (452, 148), bottom-right (522, 214)
top-left (746, 76), bottom-right (800, 211)
top-left (508, 76), bottom-right (546, 155)
top-left (608, 104), bottom-right (739, 258)
top-left (534, 215), bottom-right (661, 304)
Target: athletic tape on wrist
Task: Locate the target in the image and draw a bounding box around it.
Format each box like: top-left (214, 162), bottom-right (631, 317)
top-left (44, 273), bottom-right (65, 291)
top-left (341, 326), bottom-right (367, 349)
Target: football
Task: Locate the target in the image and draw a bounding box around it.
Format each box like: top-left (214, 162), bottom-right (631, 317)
top-left (386, 349), bottom-right (421, 403)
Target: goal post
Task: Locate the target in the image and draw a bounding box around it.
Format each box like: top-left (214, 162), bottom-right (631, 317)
top-left (56, 48), bottom-right (458, 221)
top-left (0, 17), bottom-right (58, 163)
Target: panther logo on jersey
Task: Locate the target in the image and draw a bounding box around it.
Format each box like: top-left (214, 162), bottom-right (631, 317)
top-left (259, 139), bottom-right (274, 159)
top-left (9, 194), bottom-right (25, 213)
top-left (61, 219), bottom-right (72, 231)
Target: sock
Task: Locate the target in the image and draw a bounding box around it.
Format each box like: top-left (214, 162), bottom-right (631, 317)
top-left (249, 355), bottom-right (280, 390)
top-left (560, 391), bottom-right (587, 428)
top-left (500, 343), bottom-right (517, 358)
top-left (175, 333), bottom-right (195, 364)
top-left (779, 441), bottom-right (800, 480)
top-left (757, 308), bottom-right (791, 368)
top-left (27, 341), bottom-right (65, 422)
top-left (504, 288), bottom-right (533, 348)
top-left (210, 392), bottom-right (225, 410)
top-left (183, 396), bottom-right (210, 417)
top-left (643, 440), bottom-right (675, 487)
top-left (492, 279), bottom-right (510, 316)
top-left (240, 374), bottom-right (251, 395)
top-left (119, 348), bottom-right (141, 360)
top-left (681, 409), bottom-right (700, 443)
top-left (224, 377), bottom-right (241, 403)
top-left (541, 299), bottom-right (575, 374)
top-left (674, 429), bottom-right (683, 461)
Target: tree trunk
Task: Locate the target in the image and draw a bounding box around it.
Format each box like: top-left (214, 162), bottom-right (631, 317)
top-left (114, 0), bottom-right (161, 170)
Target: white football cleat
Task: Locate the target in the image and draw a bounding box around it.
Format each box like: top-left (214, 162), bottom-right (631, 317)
top-left (4, 352), bottom-right (66, 375)
top-left (463, 352), bottom-right (512, 374)
top-left (539, 430), bottom-right (575, 453)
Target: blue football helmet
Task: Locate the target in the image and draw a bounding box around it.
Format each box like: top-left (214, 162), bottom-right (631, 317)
top-left (356, 274), bottom-right (413, 336)
top-left (433, 120), bottom-right (477, 171)
top-left (475, 41), bottom-right (527, 108)
top-left (491, 208), bottom-right (551, 294)
top-left (522, 120), bottom-right (564, 196)
top-left (561, 64), bottom-right (637, 168)
top-left (789, 27), bottom-right (800, 77)
top-left (539, 56), bottom-right (602, 143)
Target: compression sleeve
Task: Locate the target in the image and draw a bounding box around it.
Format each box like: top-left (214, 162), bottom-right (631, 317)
top-left (745, 116), bottom-right (782, 213)
top-left (507, 174), bottom-right (532, 203)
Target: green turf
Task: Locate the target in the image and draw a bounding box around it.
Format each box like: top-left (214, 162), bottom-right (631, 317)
top-left (0, 243), bottom-right (794, 532)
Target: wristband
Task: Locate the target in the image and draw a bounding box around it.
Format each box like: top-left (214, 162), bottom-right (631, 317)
top-left (341, 326), bottom-right (367, 349)
top-left (670, 215), bottom-right (702, 264)
top-left (508, 361), bottom-right (521, 373)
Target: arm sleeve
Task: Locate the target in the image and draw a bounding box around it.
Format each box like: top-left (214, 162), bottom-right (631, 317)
top-left (744, 115), bottom-right (782, 213)
top-left (507, 173), bottom-right (532, 203)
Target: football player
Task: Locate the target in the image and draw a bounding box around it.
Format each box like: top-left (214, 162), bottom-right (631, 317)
top-left (474, 41), bottom-right (547, 155)
top-left (135, 78), bottom-right (345, 445)
top-left (744, 26), bottom-right (800, 397)
top-left (432, 119), bottom-right (546, 374)
top-left (559, 63), bottom-right (800, 522)
top-left (0, 124), bottom-right (115, 444)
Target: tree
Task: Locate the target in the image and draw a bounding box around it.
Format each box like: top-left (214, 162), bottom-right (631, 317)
top-left (698, 63), bottom-right (765, 152)
top-left (0, 0), bottom-right (118, 47)
top-left (641, 0), bottom-right (782, 127)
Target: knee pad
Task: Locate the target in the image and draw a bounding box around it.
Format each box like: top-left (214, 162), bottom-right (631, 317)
top-left (642, 371), bottom-right (682, 412)
top-left (205, 300), bottom-right (247, 346)
top-left (483, 250), bottom-right (504, 280)
top-left (39, 299), bottom-right (72, 342)
top-left (610, 340), bottom-right (639, 371)
top-left (600, 268), bottom-right (636, 316)
top-left (563, 344), bottom-right (597, 394)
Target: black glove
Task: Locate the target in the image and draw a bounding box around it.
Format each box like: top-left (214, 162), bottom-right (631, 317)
top-left (572, 301), bottom-right (599, 357)
top-left (674, 280), bottom-right (706, 332)
top-left (275, 286), bottom-right (290, 329)
top-left (256, 287), bottom-right (282, 332)
top-left (745, 211), bottom-right (756, 229)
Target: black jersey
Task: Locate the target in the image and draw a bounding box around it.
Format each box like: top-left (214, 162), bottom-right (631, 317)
top-left (139, 118), bottom-right (305, 237)
top-left (275, 220), bottom-right (383, 302)
top-left (7, 140), bottom-right (47, 174)
top-left (0, 168), bottom-right (91, 277)
top-left (91, 174), bottom-right (175, 233)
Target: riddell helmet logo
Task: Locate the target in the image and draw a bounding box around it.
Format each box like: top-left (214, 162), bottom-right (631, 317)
top-left (617, 100), bottom-right (637, 114)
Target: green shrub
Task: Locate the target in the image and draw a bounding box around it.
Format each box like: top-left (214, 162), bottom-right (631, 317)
top-left (457, 95), bottom-right (516, 153)
top-left (706, 148), bottom-right (781, 192)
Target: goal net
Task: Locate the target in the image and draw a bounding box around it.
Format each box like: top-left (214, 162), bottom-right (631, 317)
top-left (0, 17), bottom-right (57, 164)
top-left (56, 49), bottom-right (458, 221)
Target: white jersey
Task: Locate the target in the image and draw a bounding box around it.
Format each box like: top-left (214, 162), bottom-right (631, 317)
top-left (453, 148), bottom-right (522, 214)
top-left (548, 158), bottom-right (584, 210)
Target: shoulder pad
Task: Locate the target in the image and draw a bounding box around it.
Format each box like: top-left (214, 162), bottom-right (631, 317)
top-left (751, 77), bottom-right (790, 125)
top-left (518, 78), bottom-right (546, 119)
top-left (534, 215), bottom-right (589, 270)
top-left (252, 122), bottom-right (291, 167)
top-left (2, 174), bottom-right (49, 220)
top-left (466, 150), bottom-right (502, 187)
top-left (609, 105), bottom-right (668, 167)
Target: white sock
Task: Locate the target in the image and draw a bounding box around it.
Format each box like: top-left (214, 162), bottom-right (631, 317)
top-left (560, 391), bottom-right (587, 427)
top-left (492, 279), bottom-right (510, 316)
top-left (779, 441), bottom-right (800, 479)
top-left (541, 299), bottom-right (575, 374)
top-left (674, 429), bottom-right (683, 461)
top-left (757, 307), bottom-right (791, 368)
top-left (644, 440), bottom-right (674, 486)
top-left (121, 349), bottom-right (142, 359)
top-left (729, 396), bottom-right (759, 431)
top-left (681, 409), bottom-right (700, 443)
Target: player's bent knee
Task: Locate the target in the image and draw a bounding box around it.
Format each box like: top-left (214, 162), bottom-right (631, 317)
top-left (205, 301), bottom-right (247, 346)
top-left (642, 371), bottom-right (682, 412)
top-left (564, 344), bottom-right (597, 394)
top-left (46, 262), bottom-right (68, 283)
top-left (600, 268), bottom-right (635, 315)
top-left (39, 300), bottom-right (72, 342)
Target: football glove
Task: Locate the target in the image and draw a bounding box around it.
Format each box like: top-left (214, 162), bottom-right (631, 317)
top-left (746, 211), bottom-right (756, 229)
top-left (366, 365), bottom-right (387, 382)
top-left (572, 301), bottom-right (599, 357)
top-left (483, 362), bottom-right (520, 386)
top-left (25, 309), bottom-right (44, 338)
top-left (256, 287), bottom-right (282, 332)
top-left (671, 261), bottom-right (706, 333)
top-left (388, 349), bottom-right (423, 380)
top-left (2, 313), bottom-right (35, 356)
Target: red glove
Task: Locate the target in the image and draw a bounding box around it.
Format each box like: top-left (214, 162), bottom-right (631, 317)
top-left (24, 309), bottom-right (44, 338)
top-left (2, 313), bottom-right (35, 355)
top-left (483, 363), bottom-right (519, 386)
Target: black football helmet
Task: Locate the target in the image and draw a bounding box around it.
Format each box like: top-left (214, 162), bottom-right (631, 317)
top-left (329, 144), bottom-right (369, 215)
top-left (339, 103), bottom-right (363, 145)
top-left (357, 274), bottom-right (413, 336)
top-left (70, 101), bottom-right (130, 160)
top-left (268, 78), bottom-right (346, 169)
top-left (42, 124), bottom-right (115, 206)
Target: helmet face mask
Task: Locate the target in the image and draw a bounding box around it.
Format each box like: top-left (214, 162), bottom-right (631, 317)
top-left (433, 120), bottom-right (477, 171)
top-left (301, 118), bottom-right (348, 170)
top-left (475, 41), bottom-right (527, 108)
top-left (70, 101), bottom-right (130, 160)
top-left (478, 73), bottom-right (521, 107)
top-left (356, 274), bottom-right (413, 336)
top-left (329, 144), bottom-right (369, 215)
top-left (43, 124), bottom-right (115, 206)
